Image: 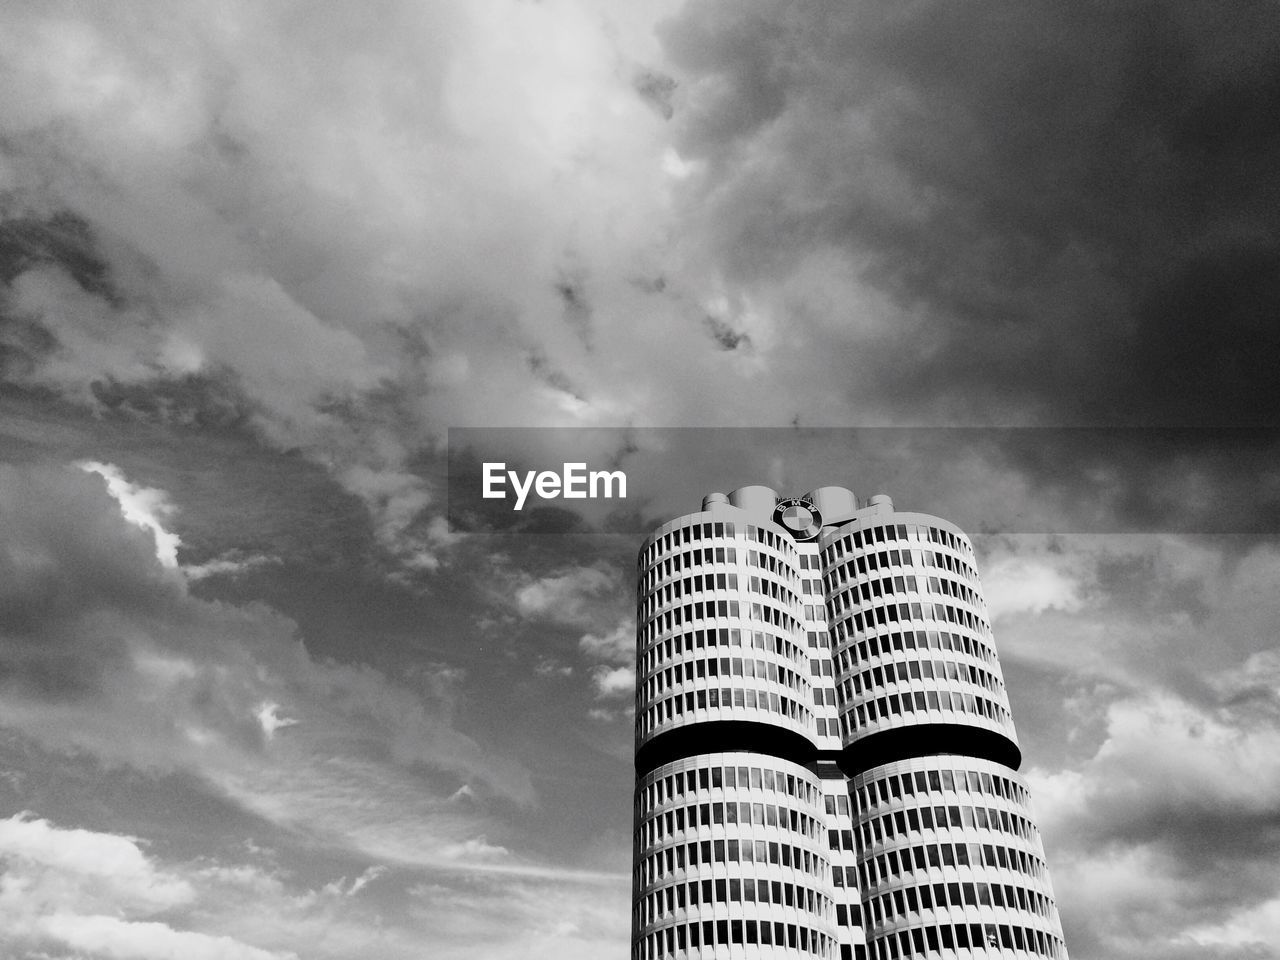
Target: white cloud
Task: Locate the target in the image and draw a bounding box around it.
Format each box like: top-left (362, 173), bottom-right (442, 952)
top-left (1027, 686), bottom-right (1280, 839)
top-left (590, 665), bottom-right (635, 699)
top-left (0, 462), bottom-right (540, 896)
top-left (1182, 895), bottom-right (1280, 950)
top-left (1022, 674), bottom-right (1280, 956)
top-left (578, 621), bottom-right (634, 664)
top-left (78, 461), bottom-right (182, 568)
top-left (440, 837), bottom-right (511, 862)
top-left (183, 552), bottom-right (280, 581)
top-left (0, 813), bottom-right (193, 912)
top-left (0, 815), bottom-right (294, 960)
top-left (984, 554), bottom-right (1083, 618)
top-left (37, 913), bottom-right (297, 960)
top-left (321, 866), bottom-right (387, 899)
top-left (255, 702), bottom-right (299, 740)
top-left (511, 566), bottom-right (616, 624)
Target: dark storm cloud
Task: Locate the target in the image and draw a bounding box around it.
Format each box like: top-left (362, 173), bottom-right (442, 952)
top-left (0, 465), bottom-right (176, 694)
top-left (0, 214), bottom-right (114, 299)
top-left (632, 67), bottom-right (677, 121)
top-left (662, 0), bottom-right (1280, 426)
top-left (703, 314), bottom-right (751, 350)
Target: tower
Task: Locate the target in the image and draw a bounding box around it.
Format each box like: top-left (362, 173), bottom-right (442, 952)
top-left (632, 486), bottom-right (1067, 959)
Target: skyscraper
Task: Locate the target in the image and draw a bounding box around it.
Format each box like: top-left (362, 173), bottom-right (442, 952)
top-left (632, 486), bottom-right (1067, 960)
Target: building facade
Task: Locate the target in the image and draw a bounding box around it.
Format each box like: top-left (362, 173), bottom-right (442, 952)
top-left (632, 486), bottom-right (1067, 960)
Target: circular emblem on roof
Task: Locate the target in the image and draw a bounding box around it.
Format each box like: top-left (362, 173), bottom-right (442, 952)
top-left (773, 497), bottom-right (823, 541)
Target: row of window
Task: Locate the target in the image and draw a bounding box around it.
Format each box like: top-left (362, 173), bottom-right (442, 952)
top-left (640, 682), bottom-right (1010, 742)
top-left (811, 657), bottom-right (836, 677)
top-left (642, 546), bottom-right (737, 590)
top-left (812, 685), bottom-right (839, 705)
top-left (860, 840), bottom-right (1050, 889)
top-left (642, 522), bottom-right (794, 572)
top-left (868, 877), bottom-right (1056, 926)
top-left (846, 655), bottom-right (1005, 701)
top-left (824, 521), bottom-right (974, 565)
top-left (748, 574), bottom-right (802, 608)
top-left (634, 918), bottom-right (836, 959)
top-left (824, 794), bottom-right (853, 817)
top-left (636, 875), bottom-right (833, 927)
top-left (833, 599), bottom-right (989, 644)
top-left (915, 546), bottom-right (979, 583)
top-left (642, 565), bottom-right (806, 618)
top-left (825, 545), bottom-right (979, 593)
top-left (636, 798), bottom-right (826, 847)
top-left (641, 655), bottom-right (808, 702)
top-left (815, 717), bottom-right (841, 738)
top-left (641, 598), bottom-right (803, 641)
top-left (832, 571), bottom-right (984, 617)
top-left (646, 572), bottom-right (741, 610)
top-left (635, 836), bottom-right (829, 887)
top-left (641, 627), bottom-right (807, 674)
top-left (861, 800), bottom-right (1039, 849)
top-left (836, 628), bottom-right (998, 673)
top-left (848, 686), bottom-right (1011, 733)
top-left (835, 902), bottom-right (864, 927)
top-left (641, 763), bottom-right (822, 808)
top-left (855, 766), bottom-right (1030, 815)
top-left (870, 919), bottom-right (1064, 960)
top-left (638, 686), bottom-right (814, 737)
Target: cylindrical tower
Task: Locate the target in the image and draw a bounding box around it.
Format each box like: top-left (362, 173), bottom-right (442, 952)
top-left (821, 508), bottom-right (1068, 960)
top-left (634, 495), bottom-right (843, 959)
top-left (636, 507), bottom-right (817, 777)
top-left (633, 752), bottom-right (840, 959)
top-left (633, 489), bottom-right (1066, 960)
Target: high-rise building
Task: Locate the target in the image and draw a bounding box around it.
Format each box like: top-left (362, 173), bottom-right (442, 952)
top-left (632, 486), bottom-right (1068, 960)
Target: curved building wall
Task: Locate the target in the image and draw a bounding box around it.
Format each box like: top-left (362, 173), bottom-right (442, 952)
top-left (851, 756), bottom-right (1067, 959)
top-left (820, 513), bottom-right (1020, 773)
top-left (637, 513), bottom-right (816, 768)
top-left (633, 752), bottom-right (840, 959)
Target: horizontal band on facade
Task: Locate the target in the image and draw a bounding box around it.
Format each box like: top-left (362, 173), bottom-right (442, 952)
top-left (840, 723), bottom-right (1021, 777)
top-left (635, 720), bottom-right (1021, 779)
top-left (634, 721), bottom-right (837, 777)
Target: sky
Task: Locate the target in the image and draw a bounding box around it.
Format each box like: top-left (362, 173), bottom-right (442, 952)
top-left (0, 1), bottom-right (1279, 958)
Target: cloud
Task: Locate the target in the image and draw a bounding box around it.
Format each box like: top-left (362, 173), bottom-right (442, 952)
top-left (589, 666), bottom-right (635, 699)
top-left (0, 462), bottom-right (534, 866)
top-left (1183, 896), bottom-right (1280, 953)
top-left (0, 0), bottom-right (702, 576)
top-left (0, 807), bottom-right (627, 960)
top-left (983, 552), bottom-right (1084, 619)
top-left (577, 620), bottom-right (633, 663)
top-left (321, 866), bottom-right (387, 899)
top-left (659, 1), bottom-right (1280, 429)
top-left (0, 814), bottom-right (296, 960)
top-left (0, 813), bottom-right (193, 913)
top-left (579, 618), bottom-right (636, 705)
top-left (406, 870), bottom-right (629, 960)
top-left (182, 551), bottom-right (280, 581)
top-left (509, 565), bottom-right (618, 624)
top-left (254, 702), bottom-right (298, 740)
top-left (3, 0), bottom-right (1277, 588)
top-left (1024, 675), bottom-right (1280, 958)
top-left (78, 460), bottom-right (182, 567)
top-left (36, 914), bottom-right (297, 960)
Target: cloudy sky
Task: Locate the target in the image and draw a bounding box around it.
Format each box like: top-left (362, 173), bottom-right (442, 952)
top-left (1, 1), bottom-right (1279, 958)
